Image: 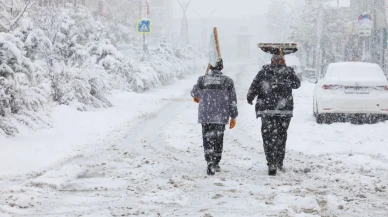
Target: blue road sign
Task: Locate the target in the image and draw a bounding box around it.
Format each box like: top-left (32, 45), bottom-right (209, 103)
top-left (137, 20), bottom-right (152, 34)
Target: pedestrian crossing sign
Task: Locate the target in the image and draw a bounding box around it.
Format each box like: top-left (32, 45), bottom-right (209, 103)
top-left (137, 20), bottom-right (152, 34)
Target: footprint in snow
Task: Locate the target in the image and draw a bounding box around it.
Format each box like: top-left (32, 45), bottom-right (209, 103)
top-left (212, 194), bottom-right (223, 199)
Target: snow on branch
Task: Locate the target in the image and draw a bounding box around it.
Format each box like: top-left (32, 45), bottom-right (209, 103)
top-left (0, 0), bottom-right (35, 32)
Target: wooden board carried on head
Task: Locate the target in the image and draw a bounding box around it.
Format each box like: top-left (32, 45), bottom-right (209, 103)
top-left (214, 27), bottom-right (222, 60)
top-left (206, 27), bottom-right (222, 74)
top-left (258, 43), bottom-right (298, 56)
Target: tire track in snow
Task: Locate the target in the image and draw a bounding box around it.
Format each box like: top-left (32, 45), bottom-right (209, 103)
top-left (1, 66), bottom-right (388, 216)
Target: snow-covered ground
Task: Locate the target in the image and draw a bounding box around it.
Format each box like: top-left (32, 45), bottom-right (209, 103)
top-left (1, 63), bottom-right (388, 216)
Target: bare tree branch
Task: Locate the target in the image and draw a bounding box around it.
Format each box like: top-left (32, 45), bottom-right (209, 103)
top-left (9, 0), bottom-right (35, 29)
top-left (0, 0), bottom-right (35, 32)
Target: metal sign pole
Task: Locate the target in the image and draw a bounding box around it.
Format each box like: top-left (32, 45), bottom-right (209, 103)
top-left (139, 0), bottom-right (150, 53)
top-left (143, 33), bottom-right (146, 52)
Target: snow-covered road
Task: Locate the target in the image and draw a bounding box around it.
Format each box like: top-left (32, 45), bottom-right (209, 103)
top-left (1, 64), bottom-right (388, 217)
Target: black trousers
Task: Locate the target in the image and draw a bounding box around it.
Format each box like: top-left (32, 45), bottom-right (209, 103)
top-left (202, 124), bottom-right (225, 163)
top-left (261, 116), bottom-right (291, 166)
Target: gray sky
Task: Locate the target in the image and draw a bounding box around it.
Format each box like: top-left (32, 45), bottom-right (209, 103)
top-left (173, 0), bottom-right (272, 19)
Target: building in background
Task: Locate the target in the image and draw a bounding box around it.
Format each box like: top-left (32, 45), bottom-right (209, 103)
top-left (236, 25), bottom-right (252, 60)
top-left (148, 0), bottom-right (174, 37)
top-left (345, 0), bottom-right (387, 72)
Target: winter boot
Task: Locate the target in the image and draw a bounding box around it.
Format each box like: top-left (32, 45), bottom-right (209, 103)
top-left (277, 164), bottom-right (286, 173)
top-left (268, 164), bottom-right (277, 176)
top-left (207, 162), bottom-right (216, 176)
top-left (214, 163), bottom-right (221, 172)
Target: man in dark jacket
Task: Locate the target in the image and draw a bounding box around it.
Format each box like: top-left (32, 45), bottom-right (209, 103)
top-left (191, 60), bottom-right (238, 176)
top-left (247, 55), bottom-right (301, 176)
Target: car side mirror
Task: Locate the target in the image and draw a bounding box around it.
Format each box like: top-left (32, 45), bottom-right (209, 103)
top-left (308, 77), bottom-right (318, 84)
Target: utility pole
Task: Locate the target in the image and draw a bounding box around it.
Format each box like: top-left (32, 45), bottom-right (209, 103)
top-left (315, 2), bottom-right (324, 77)
top-left (177, 0), bottom-right (192, 43)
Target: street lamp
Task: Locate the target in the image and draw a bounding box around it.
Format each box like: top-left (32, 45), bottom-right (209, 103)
top-left (177, 0), bottom-right (192, 43)
top-left (282, 1), bottom-right (295, 12)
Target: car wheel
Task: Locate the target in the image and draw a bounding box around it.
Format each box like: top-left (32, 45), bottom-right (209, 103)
top-left (316, 114), bottom-right (325, 124)
top-left (350, 114), bottom-right (363, 125)
top-left (350, 117), bottom-right (361, 125)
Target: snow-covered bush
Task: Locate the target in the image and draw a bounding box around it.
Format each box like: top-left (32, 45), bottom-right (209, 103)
top-left (1, 3), bottom-right (204, 136)
top-left (86, 39), bottom-right (124, 73)
top-left (49, 63), bottom-right (112, 111)
top-left (62, 3), bottom-right (98, 44)
top-left (13, 14), bottom-right (52, 61)
top-left (0, 33), bottom-right (50, 136)
top-left (50, 8), bottom-right (113, 111)
top-left (129, 39), bottom-right (203, 92)
top-left (30, 6), bottom-right (62, 42)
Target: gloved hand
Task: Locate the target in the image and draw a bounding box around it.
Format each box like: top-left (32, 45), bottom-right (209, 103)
top-left (194, 97), bottom-right (200, 103)
top-left (248, 101), bottom-right (253, 105)
top-left (229, 119), bottom-right (236, 129)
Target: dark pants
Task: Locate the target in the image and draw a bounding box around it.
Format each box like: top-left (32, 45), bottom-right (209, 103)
top-left (202, 124), bottom-right (225, 163)
top-left (261, 116), bottom-right (291, 166)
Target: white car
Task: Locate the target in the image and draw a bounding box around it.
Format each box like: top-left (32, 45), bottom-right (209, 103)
top-left (309, 62), bottom-right (388, 124)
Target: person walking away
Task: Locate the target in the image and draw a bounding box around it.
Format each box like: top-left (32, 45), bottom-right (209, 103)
top-left (191, 59), bottom-right (238, 176)
top-left (247, 54), bottom-right (301, 176)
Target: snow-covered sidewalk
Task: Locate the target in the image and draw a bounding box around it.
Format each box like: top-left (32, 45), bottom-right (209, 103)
top-left (0, 75), bottom-right (198, 177)
top-left (1, 65), bottom-right (388, 216)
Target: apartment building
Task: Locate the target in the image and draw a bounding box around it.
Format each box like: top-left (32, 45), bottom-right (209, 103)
top-left (147, 0), bottom-right (173, 37)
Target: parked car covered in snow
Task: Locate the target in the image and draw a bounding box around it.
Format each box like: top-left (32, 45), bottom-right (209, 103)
top-left (309, 62), bottom-right (388, 124)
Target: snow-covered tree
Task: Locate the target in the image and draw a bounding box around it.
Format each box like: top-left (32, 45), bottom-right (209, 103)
top-left (13, 14), bottom-right (52, 61)
top-left (49, 6), bottom-right (113, 110)
top-left (30, 6), bottom-right (62, 42)
top-left (290, 4), bottom-right (319, 67)
top-left (291, 3), bottom-right (349, 69)
top-left (0, 32), bottom-right (49, 136)
top-left (1, 2), bottom-right (205, 136)
top-left (266, 0), bottom-right (292, 42)
top-left (0, 0), bottom-right (35, 32)
top-left (63, 3), bottom-right (98, 44)
top-left (86, 39), bottom-right (124, 73)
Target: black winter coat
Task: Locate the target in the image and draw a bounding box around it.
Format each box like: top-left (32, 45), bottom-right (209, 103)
top-left (247, 64), bottom-right (301, 118)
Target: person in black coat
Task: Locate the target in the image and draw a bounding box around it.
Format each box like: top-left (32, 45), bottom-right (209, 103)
top-left (247, 54), bottom-right (301, 176)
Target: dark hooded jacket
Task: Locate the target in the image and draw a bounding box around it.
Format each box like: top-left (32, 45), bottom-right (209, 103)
top-left (247, 64), bottom-right (301, 118)
top-left (191, 70), bottom-right (238, 124)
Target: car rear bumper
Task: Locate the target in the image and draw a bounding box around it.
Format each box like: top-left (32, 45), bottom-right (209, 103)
top-left (319, 108), bottom-right (388, 115)
top-left (318, 94), bottom-right (388, 114)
